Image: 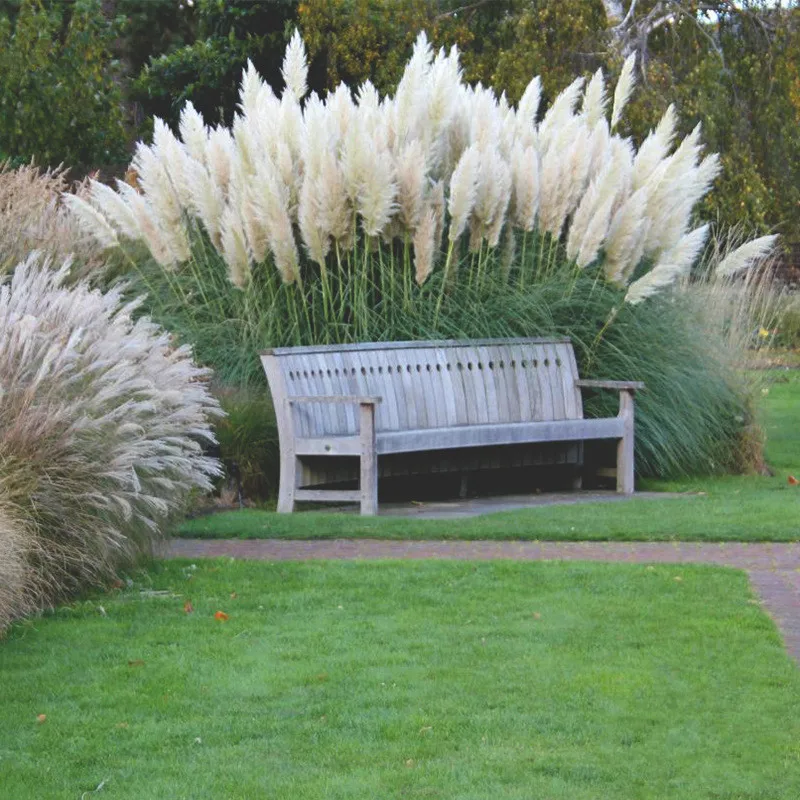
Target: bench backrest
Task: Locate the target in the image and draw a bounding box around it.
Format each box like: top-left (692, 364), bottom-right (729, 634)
top-left (262, 338), bottom-right (584, 440)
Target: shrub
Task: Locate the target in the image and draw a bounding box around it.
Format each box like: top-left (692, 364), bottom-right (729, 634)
top-left (0, 255), bottom-right (221, 633)
top-left (66, 31), bottom-right (778, 480)
top-left (214, 387), bottom-right (280, 503)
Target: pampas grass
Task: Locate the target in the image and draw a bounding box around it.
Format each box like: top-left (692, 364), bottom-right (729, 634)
top-left (63, 30), bottom-right (772, 309)
top-left (0, 254), bottom-right (222, 633)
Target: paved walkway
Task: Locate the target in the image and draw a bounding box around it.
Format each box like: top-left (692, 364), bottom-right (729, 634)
top-left (169, 539), bottom-right (800, 663)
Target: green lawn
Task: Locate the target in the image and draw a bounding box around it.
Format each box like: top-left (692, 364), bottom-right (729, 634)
top-left (180, 370), bottom-right (800, 541)
top-left (2, 560), bottom-right (800, 799)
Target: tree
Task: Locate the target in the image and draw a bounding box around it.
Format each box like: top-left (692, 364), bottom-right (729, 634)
top-left (0, 0), bottom-right (128, 166)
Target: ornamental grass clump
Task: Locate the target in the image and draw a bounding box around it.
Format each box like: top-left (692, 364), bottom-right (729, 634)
top-left (66, 29), bottom-right (758, 306)
top-left (0, 255), bottom-right (222, 634)
top-left (0, 162), bottom-right (104, 275)
top-left (64, 31), bottom-right (779, 480)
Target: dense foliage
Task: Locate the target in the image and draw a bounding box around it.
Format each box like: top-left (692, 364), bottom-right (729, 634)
top-left (0, 0), bottom-right (127, 167)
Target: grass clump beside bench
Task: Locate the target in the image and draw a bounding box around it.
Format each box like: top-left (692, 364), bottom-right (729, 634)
top-left (180, 370), bottom-right (800, 542)
top-left (2, 560), bottom-right (799, 799)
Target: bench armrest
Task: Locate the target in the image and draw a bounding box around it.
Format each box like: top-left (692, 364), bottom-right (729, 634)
top-left (575, 380), bottom-right (645, 392)
top-left (288, 395), bottom-right (382, 405)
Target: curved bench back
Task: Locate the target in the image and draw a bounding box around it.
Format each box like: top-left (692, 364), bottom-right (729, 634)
top-left (262, 338), bottom-right (583, 439)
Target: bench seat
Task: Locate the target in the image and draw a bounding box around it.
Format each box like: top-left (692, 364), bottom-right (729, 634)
top-left (261, 338), bottom-right (643, 515)
top-left (295, 417), bottom-right (626, 458)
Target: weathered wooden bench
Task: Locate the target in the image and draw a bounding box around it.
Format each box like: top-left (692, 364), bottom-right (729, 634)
top-left (260, 338), bottom-right (644, 515)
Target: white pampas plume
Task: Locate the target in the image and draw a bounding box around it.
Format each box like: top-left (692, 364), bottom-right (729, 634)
top-left (603, 186), bottom-right (650, 283)
top-left (448, 145), bottom-right (480, 241)
top-left (183, 159), bottom-right (224, 247)
top-left (281, 29), bottom-right (308, 103)
top-left (123, 190), bottom-right (178, 268)
top-left (358, 145), bottom-right (397, 238)
top-left (623, 225), bottom-right (710, 305)
top-left (657, 224), bottom-right (710, 277)
top-left (510, 144), bottom-right (539, 231)
top-left (610, 53), bottom-right (636, 130)
top-left (517, 76), bottom-right (542, 129)
top-left (220, 206), bottom-right (251, 288)
top-left (298, 176), bottom-right (331, 266)
top-left (62, 194), bottom-right (119, 250)
top-left (206, 126), bottom-right (235, 197)
top-left (87, 180), bottom-right (139, 240)
top-left (396, 140), bottom-right (428, 230)
top-left (317, 151), bottom-right (352, 242)
top-left (474, 148), bottom-right (511, 247)
top-left (250, 165), bottom-right (300, 284)
top-left (716, 235), bottom-right (778, 278)
top-left (413, 206), bottom-right (437, 285)
top-left (239, 59), bottom-right (264, 115)
top-left (152, 118), bottom-right (193, 206)
top-left (430, 180), bottom-right (445, 254)
top-left (576, 195), bottom-right (615, 267)
top-left (395, 31), bottom-right (433, 144)
top-left (582, 69), bottom-right (607, 128)
top-left (427, 45), bottom-right (461, 139)
top-left (179, 101), bottom-right (208, 165)
top-left (632, 104), bottom-right (677, 190)
top-left (624, 262), bottom-right (683, 305)
top-left (538, 77), bottom-right (584, 152)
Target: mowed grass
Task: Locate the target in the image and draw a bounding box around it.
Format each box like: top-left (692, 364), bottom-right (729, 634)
top-left (180, 370), bottom-right (800, 541)
top-left (2, 560), bottom-right (800, 799)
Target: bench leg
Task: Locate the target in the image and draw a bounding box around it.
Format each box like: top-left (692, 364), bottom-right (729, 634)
top-left (359, 402), bottom-right (378, 516)
top-left (616, 390), bottom-right (635, 495)
top-left (277, 450), bottom-right (300, 513)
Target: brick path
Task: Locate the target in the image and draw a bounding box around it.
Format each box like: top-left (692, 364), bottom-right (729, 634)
top-left (169, 539), bottom-right (800, 663)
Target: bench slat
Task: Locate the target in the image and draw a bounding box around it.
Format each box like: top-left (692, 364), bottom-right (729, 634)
top-left (376, 417), bottom-right (625, 455)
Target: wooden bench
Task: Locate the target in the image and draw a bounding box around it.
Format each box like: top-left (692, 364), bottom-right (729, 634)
top-left (260, 338), bottom-right (644, 515)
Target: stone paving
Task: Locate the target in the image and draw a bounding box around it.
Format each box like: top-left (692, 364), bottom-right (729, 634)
top-left (168, 538), bottom-right (800, 663)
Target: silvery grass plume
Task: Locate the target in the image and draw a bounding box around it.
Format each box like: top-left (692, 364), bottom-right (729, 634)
top-left (0, 253), bottom-right (222, 633)
top-left (0, 163), bottom-right (106, 275)
top-left (63, 29), bottom-right (773, 302)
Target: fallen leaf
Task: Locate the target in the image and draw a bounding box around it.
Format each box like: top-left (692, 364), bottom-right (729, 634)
top-left (788, 475), bottom-right (798, 485)
top-left (419, 726), bottom-right (433, 735)
top-left (115, 722), bottom-right (129, 729)
top-left (183, 601), bottom-right (193, 614)
top-left (674, 576), bottom-right (683, 582)
top-left (36, 714), bottom-right (46, 723)
top-left (405, 759), bottom-right (414, 768)
top-left (532, 612), bottom-right (541, 620)
top-left (214, 611), bottom-right (229, 621)
top-left (229, 592), bottom-right (237, 600)
top-left (127, 659), bottom-right (145, 667)
top-left (193, 737), bottom-right (202, 745)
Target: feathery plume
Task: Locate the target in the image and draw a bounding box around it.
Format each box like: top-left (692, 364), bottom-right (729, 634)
top-left (716, 235), bottom-right (778, 278)
top-left (281, 29), bottom-right (308, 103)
top-left (582, 69), bottom-right (607, 128)
top-left (87, 180), bottom-right (139, 240)
top-left (61, 195), bottom-right (119, 250)
top-left (448, 145), bottom-right (480, 242)
top-left (220, 206), bottom-right (251, 288)
top-left (517, 76), bottom-right (542, 130)
top-left (413, 206), bottom-right (437, 285)
top-left (510, 144), bottom-right (539, 232)
top-left (179, 101), bottom-right (208, 165)
top-left (611, 53), bottom-right (636, 130)
top-left (396, 140), bottom-right (428, 230)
